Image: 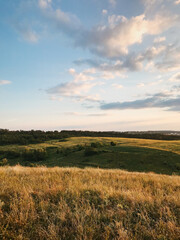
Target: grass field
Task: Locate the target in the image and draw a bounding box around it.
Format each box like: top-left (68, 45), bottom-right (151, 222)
top-left (0, 166), bottom-right (179, 240)
top-left (0, 137), bottom-right (180, 239)
top-left (0, 137), bottom-right (180, 175)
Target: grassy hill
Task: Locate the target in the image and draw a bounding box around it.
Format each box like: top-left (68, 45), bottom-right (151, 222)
top-left (0, 137), bottom-right (180, 175)
top-left (0, 166), bottom-right (179, 240)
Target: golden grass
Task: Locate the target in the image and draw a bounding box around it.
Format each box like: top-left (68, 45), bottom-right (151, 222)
top-left (0, 166), bottom-right (180, 239)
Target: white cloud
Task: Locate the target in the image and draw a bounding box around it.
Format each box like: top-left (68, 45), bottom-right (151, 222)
top-left (47, 68), bottom-right (101, 103)
top-left (109, 0), bottom-right (116, 7)
top-left (137, 83), bottom-right (145, 88)
top-left (112, 83), bottom-right (123, 89)
top-left (36, 0), bottom-right (178, 60)
top-left (108, 15), bottom-right (127, 27)
top-left (143, 45), bottom-right (166, 59)
top-left (155, 44), bottom-right (180, 72)
top-left (68, 68), bottom-right (95, 82)
top-left (0, 80), bottom-right (11, 86)
top-left (64, 112), bottom-right (108, 117)
top-left (78, 13), bottom-right (177, 58)
top-left (48, 81), bottom-right (95, 96)
top-left (38, 0), bottom-right (52, 9)
top-left (169, 72), bottom-right (180, 82)
top-left (101, 72), bottom-right (115, 80)
top-left (39, 3), bottom-right (81, 37)
top-left (13, 22), bottom-right (39, 43)
top-left (174, 0), bottom-right (180, 5)
top-left (102, 9), bottom-right (108, 15)
top-left (22, 29), bottom-right (39, 43)
top-left (154, 36), bottom-right (166, 43)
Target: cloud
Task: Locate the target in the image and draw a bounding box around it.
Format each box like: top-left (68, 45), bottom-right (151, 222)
top-left (39, 2), bottom-right (82, 38)
top-left (36, 1), bottom-right (179, 60)
top-left (109, 0), bottom-right (117, 7)
top-left (13, 23), bottom-right (39, 43)
top-left (100, 91), bottom-right (180, 112)
top-left (76, 13), bottom-right (178, 58)
top-left (74, 59), bottom-right (125, 78)
top-left (172, 85), bottom-right (180, 93)
top-left (74, 56), bottom-right (142, 73)
top-left (112, 83), bottom-right (123, 89)
top-left (137, 83), bottom-right (145, 88)
top-left (174, 0), bottom-right (180, 5)
top-left (102, 9), bottom-right (108, 15)
top-left (141, 45), bottom-right (166, 60)
top-left (155, 44), bottom-right (180, 72)
top-left (38, 0), bottom-right (52, 9)
top-left (47, 68), bottom-right (101, 103)
top-left (68, 68), bottom-right (95, 82)
top-left (169, 72), bottom-right (180, 82)
top-left (75, 41), bottom-right (180, 76)
top-left (154, 36), bottom-right (166, 43)
top-left (47, 81), bottom-right (95, 97)
top-left (64, 112), bottom-right (107, 117)
top-left (21, 29), bottom-right (39, 43)
top-left (0, 80), bottom-right (11, 86)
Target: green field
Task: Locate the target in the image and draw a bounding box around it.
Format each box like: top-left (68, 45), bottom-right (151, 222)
top-left (0, 137), bottom-right (180, 175)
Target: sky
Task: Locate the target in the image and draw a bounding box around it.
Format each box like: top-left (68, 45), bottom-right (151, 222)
top-left (0, 0), bottom-right (180, 131)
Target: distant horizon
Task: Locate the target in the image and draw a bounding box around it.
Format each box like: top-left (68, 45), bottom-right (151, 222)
top-left (1, 128), bottom-right (180, 133)
top-left (0, 0), bottom-right (180, 130)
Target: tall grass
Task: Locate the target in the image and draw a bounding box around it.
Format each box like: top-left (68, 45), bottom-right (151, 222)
top-left (0, 166), bottom-right (179, 239)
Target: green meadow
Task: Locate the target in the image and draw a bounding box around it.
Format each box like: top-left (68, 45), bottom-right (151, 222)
top-left (0, 137), bottom-right (180, 175)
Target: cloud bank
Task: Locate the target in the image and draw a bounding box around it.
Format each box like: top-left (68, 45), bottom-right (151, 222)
top-left (101, 91), bottom-right (180, 112)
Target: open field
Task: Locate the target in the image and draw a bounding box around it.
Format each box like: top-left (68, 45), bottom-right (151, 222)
top-left (0, 137), bottom-right (180, 175)
top-left (0, 166), bottom-right (179, 240)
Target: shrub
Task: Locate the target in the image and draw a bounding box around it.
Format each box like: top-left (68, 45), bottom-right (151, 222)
top-left (22, 149), bottom-right (47, 162)
top-left (91, 142), bottom-right (103, 148)
top-left (84, 147), bottom-right (99, 156)
top-left (0, 158), bottom-right (8, 166)
top-left (175, 163), bottom-right (180, 171)
top-left (76, 145), bottom-right (84, 151)
top-left (110, 141), bottom-right (116, 146)
top-left (5, 151), bottom-right (21, 158)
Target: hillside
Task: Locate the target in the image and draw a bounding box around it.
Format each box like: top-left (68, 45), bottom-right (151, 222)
top-left (0, 166), bottom-right (179, 240)
top-left (0, 137), bottom-right (180, 175)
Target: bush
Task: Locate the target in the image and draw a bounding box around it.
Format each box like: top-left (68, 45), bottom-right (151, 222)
top-left (175, 163), bottom-right (180, 171)
top-left (110, 141), bottom-right (116, 146)
top-left (0, 158), bottom-right (8, 166)
top-left (22, 149), bottom-right (47, 162)
top-left (4, 151), bottom-right (21, 158)
top-left (76, 145), bottom-right (84, 151)
top-left (84, 147), bottom-right (99, 156)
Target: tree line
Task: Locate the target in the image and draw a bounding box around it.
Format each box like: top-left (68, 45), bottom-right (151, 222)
top-left (0, 129), bottom-right (180, 145)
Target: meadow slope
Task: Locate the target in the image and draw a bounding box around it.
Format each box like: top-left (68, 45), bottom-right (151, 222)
top-left (0, 137), bottom-right (180, 175)
top-left (0, 166), bottom-right (180, 240)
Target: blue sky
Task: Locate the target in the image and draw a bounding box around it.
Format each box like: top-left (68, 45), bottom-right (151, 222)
top-left (0, 0), bottom-right (180, 131)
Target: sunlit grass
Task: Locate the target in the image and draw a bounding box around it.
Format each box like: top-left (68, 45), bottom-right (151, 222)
top-left (0, 166), bottom-right (179, 239)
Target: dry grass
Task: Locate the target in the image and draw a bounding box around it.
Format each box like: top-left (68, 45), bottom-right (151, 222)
top-left (0, 166), bottom-right (180, 240)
